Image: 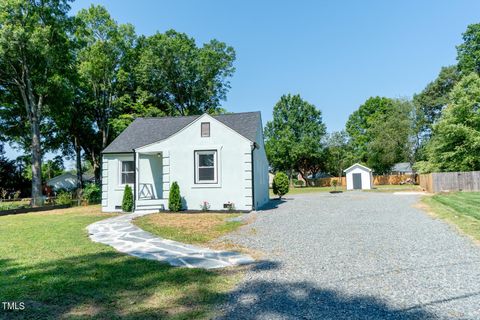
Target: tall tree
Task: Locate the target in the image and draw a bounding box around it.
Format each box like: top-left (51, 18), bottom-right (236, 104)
top-left (265, 94), bottom-right (326, 182)
top-left (324, 131), bottom-right (353, 178)
top-left (136, 30), bottom-right (236, 116)
top-left (457, 23), bottom-right (480, 75)
top-left (413, 66), bottom-right (461, 142)
top-left (366, 99), bottom-right (414, 174)
top-left (420, 73), bottom-right (480, 172)
top-left (0, 0), bottom-right (72, 205)
top-left (345, 96), bottom-right (395, 163)
top-left (74, 5), bottom-right (137, 179)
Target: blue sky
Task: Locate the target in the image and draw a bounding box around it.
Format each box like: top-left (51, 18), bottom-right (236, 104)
top-left (5, 0), bottom-right (480, 160)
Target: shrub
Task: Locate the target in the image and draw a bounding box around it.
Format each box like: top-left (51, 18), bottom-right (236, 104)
top-left (56, 191), bottom-right (72, 206)
top-left (168, 181), bottom-right (182, 212)
top-left (331, 179), bottom-right (339, 190)
top-left (272, 172), bottom-right (289, 198)
top-left (83, 183), bottom-right (101, 204)
top-left (122, 185), bottom-right (134, 212)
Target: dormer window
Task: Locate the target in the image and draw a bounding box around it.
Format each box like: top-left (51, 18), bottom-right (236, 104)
top-left (201, 122), bottom-right (210, 137)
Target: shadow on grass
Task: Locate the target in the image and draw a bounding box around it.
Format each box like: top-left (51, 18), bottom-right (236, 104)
top-left (0, 253), bottom-right (236, 320)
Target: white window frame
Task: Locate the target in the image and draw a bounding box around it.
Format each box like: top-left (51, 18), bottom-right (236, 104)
top-left (195, 150), bottom-right (217, 184)
top-left (119, 160), bottom-right (135, 186)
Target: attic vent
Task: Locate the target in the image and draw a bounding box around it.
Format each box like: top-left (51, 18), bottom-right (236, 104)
top-left (201, 122), bottom-right (210, 137)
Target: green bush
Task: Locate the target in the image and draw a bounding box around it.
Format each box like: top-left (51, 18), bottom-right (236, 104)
top-left (83, 183), bottom-right (101, 204)
top-left (168, 181), bottom-right (182, 212)
top-left (122, 185), bottom-right (134, 212)
top-left (294, 179), bottom-right (305, 187)
top-left (56, 191), bottom-right (72, 206)
top-left (272, 172), bottom-right (289, 198)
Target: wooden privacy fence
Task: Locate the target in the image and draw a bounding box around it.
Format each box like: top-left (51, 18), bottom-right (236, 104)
top-left (419, 171), bottom-right (480, 193)
top-left (306, 174), bottom-right (417, 187)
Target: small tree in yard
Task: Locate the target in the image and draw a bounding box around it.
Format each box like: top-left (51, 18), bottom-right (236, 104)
top-left (331, 179), bottom-right (339, 191)
top-left (169, 182), bottom-right (182, 212)
top-left (122, 185), bottom-right (134, 212)
top-left (273, 172), bottom-right (289, 199)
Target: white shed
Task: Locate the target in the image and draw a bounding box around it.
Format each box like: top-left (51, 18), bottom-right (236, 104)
top-left (344, 163), bottom-right (373, 190)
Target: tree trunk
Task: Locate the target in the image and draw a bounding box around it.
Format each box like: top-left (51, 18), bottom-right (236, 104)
top-left (75, 136), bottom-right (83, 206)
top-left (30, 116), bottom-right (43, 207)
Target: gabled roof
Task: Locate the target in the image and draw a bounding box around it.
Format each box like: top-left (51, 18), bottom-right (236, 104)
top-left (103, 112), bottom-right (262, 153)
top-left (391, 162), bottom-right (413, 172)
top-left (343, 163), bottom-right (372, 173)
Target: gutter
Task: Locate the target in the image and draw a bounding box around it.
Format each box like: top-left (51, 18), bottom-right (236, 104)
top-left (250, 142), bottom-right (258, 210)
top-left (132, 149), bottom-right (136, 211)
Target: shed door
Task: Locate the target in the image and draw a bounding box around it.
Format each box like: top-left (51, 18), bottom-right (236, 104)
top-left (352, 173), bottom-right (362, 189)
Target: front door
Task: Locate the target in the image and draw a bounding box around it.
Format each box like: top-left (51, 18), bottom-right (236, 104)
top-left (352, 173), bottom-right (362, 190)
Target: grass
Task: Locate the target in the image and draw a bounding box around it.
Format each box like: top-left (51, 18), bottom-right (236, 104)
top-left (269, 184), bottom-right (420, 197)
top-left (134, 213), bottom-right (243, 245)
top-left (0, 206), bottom-right (241, 319)
top-left (0, 199), bottom-right (30, 211)
top-left (422, 192), bottom-right (480, 242)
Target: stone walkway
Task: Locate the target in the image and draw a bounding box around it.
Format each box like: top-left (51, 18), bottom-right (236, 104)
top-left (86, 211), bottom-right (254, 269)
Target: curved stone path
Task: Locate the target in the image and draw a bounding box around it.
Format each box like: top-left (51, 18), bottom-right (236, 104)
top-left (86, 211), bottom-right (254, 269)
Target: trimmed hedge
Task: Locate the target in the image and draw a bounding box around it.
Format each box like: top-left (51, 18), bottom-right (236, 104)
top-left (273, 172), bottom-right (289, 198)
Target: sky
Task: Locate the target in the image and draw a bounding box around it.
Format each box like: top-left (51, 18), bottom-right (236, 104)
top-left (4, 0), bottom-right (480, 161)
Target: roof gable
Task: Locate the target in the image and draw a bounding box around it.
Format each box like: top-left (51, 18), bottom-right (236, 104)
top-left (103, 112), bottom-right (261, 153)
top-left (343, 163), bottom-right (372, 173)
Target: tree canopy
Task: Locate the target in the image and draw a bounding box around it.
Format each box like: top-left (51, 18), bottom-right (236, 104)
top-left (265, 94), bottom-right (326, 181)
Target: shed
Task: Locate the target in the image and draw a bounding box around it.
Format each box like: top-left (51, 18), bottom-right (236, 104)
top-left (343, 163), bottom-right (373, 190)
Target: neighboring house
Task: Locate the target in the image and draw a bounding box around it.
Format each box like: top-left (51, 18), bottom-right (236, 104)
top-left (344, 163), bottom-right (373, 190)
top-left (101, 112), bottom-right (269, 212)
top-left (390, 162), bottom-right (414, 175)
top-left (47, 172), bottom-right (95, 191)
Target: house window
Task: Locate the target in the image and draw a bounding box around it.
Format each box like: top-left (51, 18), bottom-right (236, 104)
top-left (120, 160), bottom-right (134, 185)
top-left (195, 150), bottom-right (217, 183)
top-left (201, 122), bottom-right (210, 137)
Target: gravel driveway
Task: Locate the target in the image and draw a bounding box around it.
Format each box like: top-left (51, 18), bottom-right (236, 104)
top-left (218, 192), bottom-right (480, 319)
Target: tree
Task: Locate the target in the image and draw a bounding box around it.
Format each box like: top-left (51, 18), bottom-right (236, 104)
top-left (421, 73), bottom-right (480, 172)
top-left (0, 0), bottom-right (72, 205)
top-left (272, 172), bottom-right (289, 199)
top-left (346, 96), bottom-right (395, 163)
top-left (168, 181), bottom-right (182, 212)
top-left (265, 94), bottom-right (327, 182)
top-left (345, 97), bottom-right (414, 174)
top-left (0, 144), bottom-right (29, 196)
top-left (74, 5), bottom-right (137, 180)
top-left (457, 23), bottom-right (480, 75)
top-left (366, 99), bottom-right (414, 174)
top-left (412, 65), bottom-right (461, 159)
top-left (324, 131), bottom-right (353, 178)
top-left (135, 30), bottom-right (236, 116)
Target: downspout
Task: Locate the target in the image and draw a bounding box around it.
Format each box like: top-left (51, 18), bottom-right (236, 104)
top-left (250, 142), bottom-right (258, 210)
top-left (132, 149), bottom-right (136, 211)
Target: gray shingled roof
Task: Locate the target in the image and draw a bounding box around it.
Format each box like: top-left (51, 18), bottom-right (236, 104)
top-left (391, 162), bottom-right (413, 173)
top-left (103, 112), bottom-right (261, 153)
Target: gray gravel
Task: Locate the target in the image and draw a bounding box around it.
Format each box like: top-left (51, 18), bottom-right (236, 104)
top-left (217, 192), bottom-right (480, 319)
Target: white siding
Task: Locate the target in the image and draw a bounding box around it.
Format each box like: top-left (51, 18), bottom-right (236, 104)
top-left (104, 115), bottom-right (268, 211)
top-left (345, 165), bottom-right (372, 190)
top-left (102, 153), bottom-right (134, 212)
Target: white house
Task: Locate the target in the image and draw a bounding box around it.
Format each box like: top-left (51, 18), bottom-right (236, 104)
top-left (101, 112), bottom-right (269, 212)
top-left (344, 163), bottom-right (373, 190)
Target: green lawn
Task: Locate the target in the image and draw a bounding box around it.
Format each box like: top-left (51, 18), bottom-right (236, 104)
top-left (422, 192), bottom-right (480, 241)
top-left (0, 200), bottom-right (30, 211)
top-left (269, 184), bottom-right (420, 197)
top-left (134, 213), bottom-right (243, 245)
top-left (0, 206), bottom-right (241, 319)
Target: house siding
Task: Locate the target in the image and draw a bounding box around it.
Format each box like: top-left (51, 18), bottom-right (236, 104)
top-left (102, 114), bottom-right (269, 212)
top-left (102, 153), bottom-right (134, 212)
